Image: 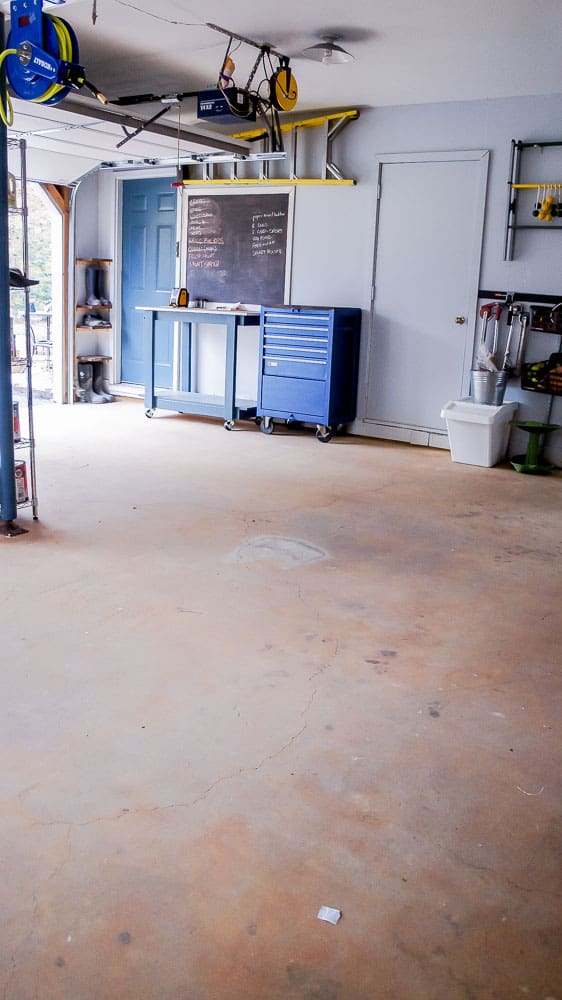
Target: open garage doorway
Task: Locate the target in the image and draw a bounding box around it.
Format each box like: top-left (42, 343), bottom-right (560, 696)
top-left (9, 181), bottom-right (65, 404)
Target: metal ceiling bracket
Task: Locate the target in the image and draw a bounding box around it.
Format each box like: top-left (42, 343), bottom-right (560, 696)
top-left (61, 97), bottom-right (251, 155)
top-left (290, 125), bottom-right (298, 181)
top-left (116, 104), bottom-right (171, 149)
top-left (229, 109), bottom-right (359, 183)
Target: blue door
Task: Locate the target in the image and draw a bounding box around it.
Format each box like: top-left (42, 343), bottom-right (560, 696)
top-left (121, 177), bottom-right (176, 386)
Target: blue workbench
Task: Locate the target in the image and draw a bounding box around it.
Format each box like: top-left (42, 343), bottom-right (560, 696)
top-left (138, 306), bottom-right (260, 428)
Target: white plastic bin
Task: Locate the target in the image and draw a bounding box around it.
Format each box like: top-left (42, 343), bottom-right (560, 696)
top-left (440, 399), bottom-right (518, 467)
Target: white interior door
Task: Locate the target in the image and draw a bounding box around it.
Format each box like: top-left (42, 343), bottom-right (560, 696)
top-left (364, 151), bottom-right (488, 443)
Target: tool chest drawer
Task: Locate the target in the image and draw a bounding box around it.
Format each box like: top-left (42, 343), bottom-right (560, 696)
top-left (257, 305), bottom-right (362, 441)
top-left (261, 374), bottom-right (326, 416)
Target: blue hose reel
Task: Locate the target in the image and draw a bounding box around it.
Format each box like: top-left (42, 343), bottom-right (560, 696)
top-left (6, 0), bottom-right (81, 105)
top-left (1, 0), bottom-right (106, 122)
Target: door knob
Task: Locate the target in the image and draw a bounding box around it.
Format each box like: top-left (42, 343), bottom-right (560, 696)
top-left (455, 316), bottom-right (466, 324)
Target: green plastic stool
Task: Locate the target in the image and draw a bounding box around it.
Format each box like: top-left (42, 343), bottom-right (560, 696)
top-left (511, 420), bottom-right (560, 474)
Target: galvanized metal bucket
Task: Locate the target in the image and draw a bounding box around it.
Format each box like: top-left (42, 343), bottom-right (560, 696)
top-left (470, 370), bottom-right (508, 405)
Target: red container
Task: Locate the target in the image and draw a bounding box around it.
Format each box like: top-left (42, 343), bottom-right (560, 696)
top-left (14, 460), bottom-right (28, 504)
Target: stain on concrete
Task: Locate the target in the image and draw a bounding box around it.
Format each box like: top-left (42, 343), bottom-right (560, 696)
top-left (118, 932), bottom-right (132, 945)
top-left (286, 964), bottom-right (342, 1000)
top-left (247, 924), bottom-right (257, 936)
top-left (380, 650), bottom-right (398, 658)
top-left (444, 913), bottom-right (462, 937)
top-left (230, 536), bottom-right (327, 567)
top-left (55, 957), bottom-right (65, 968)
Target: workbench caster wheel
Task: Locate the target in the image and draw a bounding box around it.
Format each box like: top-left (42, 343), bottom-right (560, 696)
top-left (260, 417), bottom-right (274, 435)
top-left (224, 420), bottom-right (235, 431)
top-left (316, 425), bottom-right (333, 443)
top-left (145, 408), bottom-right (154, 418)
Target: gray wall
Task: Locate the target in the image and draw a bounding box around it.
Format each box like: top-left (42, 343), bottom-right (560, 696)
top-left (75, 91), bottom-right (562, 458)
top-left (289, 92), bottom-right (562, 456)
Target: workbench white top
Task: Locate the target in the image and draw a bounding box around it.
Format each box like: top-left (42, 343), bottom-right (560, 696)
top-left (136, 306), bottom-right (259, 316)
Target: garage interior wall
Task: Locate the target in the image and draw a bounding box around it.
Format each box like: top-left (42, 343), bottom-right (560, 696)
top-left (68, 91), bottom-right (562, 460)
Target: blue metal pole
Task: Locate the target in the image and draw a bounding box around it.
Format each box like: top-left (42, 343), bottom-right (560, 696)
top-left (0, 12), bottom-right (18, 526)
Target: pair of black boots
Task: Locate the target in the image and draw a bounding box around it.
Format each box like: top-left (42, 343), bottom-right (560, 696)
top-left (78, 361), bottom-right (114, 403)
top-left (85, 266), bottom-right (110, 307)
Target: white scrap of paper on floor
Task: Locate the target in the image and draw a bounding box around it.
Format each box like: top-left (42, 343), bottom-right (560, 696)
top-left (317, 906), bottom-right (341, 925)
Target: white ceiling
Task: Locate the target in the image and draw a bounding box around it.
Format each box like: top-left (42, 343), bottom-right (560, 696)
top-left (6, 0), bottom-right (562, 180)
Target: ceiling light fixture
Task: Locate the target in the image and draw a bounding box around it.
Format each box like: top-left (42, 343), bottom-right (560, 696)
top-left (302, 34), bottom-right (354, 65)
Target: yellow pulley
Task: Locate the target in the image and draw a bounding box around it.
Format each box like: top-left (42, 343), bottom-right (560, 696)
top-left (269, 65), bottom-right (298, 112)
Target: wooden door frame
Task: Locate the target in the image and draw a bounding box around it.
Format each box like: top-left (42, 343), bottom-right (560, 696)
top-left (43, 183), bottom-right (71, 403)
top-left (356, 149), bottom-right (489, 442)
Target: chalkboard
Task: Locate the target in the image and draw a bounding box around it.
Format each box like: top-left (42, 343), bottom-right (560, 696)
top-left (185, 192), bottom-right (290, 304)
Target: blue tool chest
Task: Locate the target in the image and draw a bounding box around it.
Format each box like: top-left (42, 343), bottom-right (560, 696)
top-left (257, 305), bottom-right (362, 441)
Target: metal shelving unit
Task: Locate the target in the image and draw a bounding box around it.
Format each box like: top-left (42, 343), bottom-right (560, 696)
top-left (8, 137), bottom-right (38, 519)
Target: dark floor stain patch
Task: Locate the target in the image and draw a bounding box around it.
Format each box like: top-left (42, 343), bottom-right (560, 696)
top-left (380, 650), bottom-right (398, 658)
top-left (365, 658), bottom-right (380, 665)
top-left (371, 665), bottom-right (388, 676)
top-left (247, 924), bottom-right (257, 936)
top-left (286, 964), bottom-right (342, 1000)
top-left (325, 724), bottom-right (334, 731)
top-left (55, 957), bottom-right (65, 968)
top-left (118, 932), bottom-right (132, 945)
top-left (444, 913), bottom-right (462, 937)
top-left (429, 708), bottom-right (440, 718)
top-left (454, 511), bottom-right (482, 519)
top-left (428, 700), bottom-right (442, 718)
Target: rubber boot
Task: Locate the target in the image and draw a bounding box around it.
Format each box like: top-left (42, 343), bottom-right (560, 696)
top-left (78, 362), bottom-right (107, 403)
top-left (85, 267), bottom-right (101, 307)
top-left (93, 364), bottom-right (114, 402)
top-left (95, 267), bottom-right (110, 306)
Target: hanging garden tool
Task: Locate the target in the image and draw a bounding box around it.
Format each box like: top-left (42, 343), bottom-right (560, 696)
top-left (489, 301), bottom-right (503, 367)
top-left (476, 302), bottom-right (499, 371)
top-left (502, 302), bottom-right (522, 372)
top-left (0, 0), bottom-right (107, 126)
top-left (513, 310), bottom-right (529, 375)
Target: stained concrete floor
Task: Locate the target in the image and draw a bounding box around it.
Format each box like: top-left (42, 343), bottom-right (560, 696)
top-left (2, 399), bottom-right (562, 1000)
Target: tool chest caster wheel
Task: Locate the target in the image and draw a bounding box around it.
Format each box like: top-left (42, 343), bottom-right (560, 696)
top-left (260, 417), bottom-right (275, 434)
top-left (145, 408), bottom-right (154, 418)
top-left (316, 425), bottom-right (333, 443)
top-left (224, 420), bottom-right (235, 431)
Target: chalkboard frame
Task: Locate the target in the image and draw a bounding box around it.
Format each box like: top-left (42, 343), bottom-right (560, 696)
top-left (180, 187), bottom-right (294, 307)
